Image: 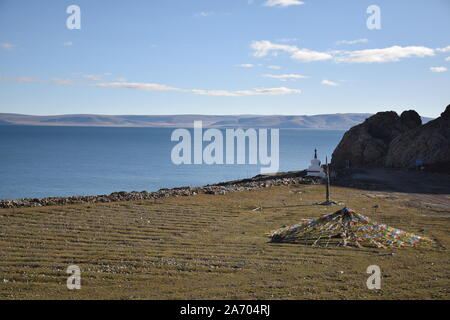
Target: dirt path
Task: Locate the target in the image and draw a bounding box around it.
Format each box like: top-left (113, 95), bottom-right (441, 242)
top-left (347, 168), bottom-right (450, 210)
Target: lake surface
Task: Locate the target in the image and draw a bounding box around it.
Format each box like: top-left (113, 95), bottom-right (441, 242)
top-left (0, 126), bottom-right (344, 199)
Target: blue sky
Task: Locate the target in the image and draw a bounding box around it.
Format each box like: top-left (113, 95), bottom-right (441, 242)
top-left (0, 0), bottom-right (449, 117)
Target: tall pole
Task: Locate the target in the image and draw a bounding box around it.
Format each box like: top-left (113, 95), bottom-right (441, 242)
top-left (326, 156), bottom-right (330, 203)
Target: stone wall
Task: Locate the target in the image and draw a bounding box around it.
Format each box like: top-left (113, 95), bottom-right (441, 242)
top-left (0, 171), bottom-right (320, 208)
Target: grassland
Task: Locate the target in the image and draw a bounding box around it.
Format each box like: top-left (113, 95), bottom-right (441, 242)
top-left (0, 184), bottom-right (449, 299)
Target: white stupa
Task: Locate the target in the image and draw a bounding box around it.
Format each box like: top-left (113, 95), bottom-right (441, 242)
top-left (307, 149), bottom-right (325, 178)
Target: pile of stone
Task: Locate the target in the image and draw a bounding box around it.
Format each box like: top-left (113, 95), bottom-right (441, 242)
top-left (0, 171), bottom-right (320, 208)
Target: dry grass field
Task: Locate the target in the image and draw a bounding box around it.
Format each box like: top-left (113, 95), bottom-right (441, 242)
top-left (1, 184), bottom-right (449, 300)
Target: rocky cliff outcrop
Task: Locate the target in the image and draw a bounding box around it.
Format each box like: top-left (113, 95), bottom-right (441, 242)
top-left (385, 105), bottom-right (450, 169)
top-left (331, 110), bottom-right (421, 168)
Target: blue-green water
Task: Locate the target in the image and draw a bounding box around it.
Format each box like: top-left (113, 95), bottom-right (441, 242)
top-left (0, 126), bottom-right (344, 199)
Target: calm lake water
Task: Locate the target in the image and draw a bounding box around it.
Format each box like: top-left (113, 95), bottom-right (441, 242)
top-left (0, 126), bottom-right (344, 200)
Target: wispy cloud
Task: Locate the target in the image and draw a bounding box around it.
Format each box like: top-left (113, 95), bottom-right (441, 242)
top-left (430, 66), bottom-right (447, 73)
top-left (262, 73), bottom-right (307, 80)
top-left (251, 40), bottom-right (332, 62)
top-left (252, 41), bottom-right (436, 64)
top-left (436, 46), bottom-right (450, 53)
top-left (336, 38), bottom-right (368, 45)
top-left (263, 0), bottom-right (305, 7)
top-left (2, 76), bottom-right (41, 83)
top-left (267, 65), bottom-right (281, 70)
top-left (321, 79), bottom-right (339, 86)
top-left (51, 78), bottom-right (74, 85)
top-left (190, 87), bottom-right (301, 96)
top-left (94, 82), bottom-right (179, 91)
top-left (334, 46), bottom-right (435, 63)
top-left (276, 38), bottom-right (300, 43)
top-left (195, 11), bottom-right (214, 17)
top-left (81, 74), bottom-right (104, 81)
top-left (2, 75), bottom-right (301, 97)
top-left (291, 49), bottom-right (333, 63)
top-left (445, 57), bottom-right (450, 62)
top-left (77, 73), bottom-right (114, 81)
top-left (235, 63), bottom-right (256, 68)
top-left (0, 76), bottom-right (73, 85)
top-left (0, 42), bottom-right (15, 50)
top-left (94, 81), bottom-right (301, 96)
top-left (252, 41), bottom-right (297, 57)
top-left (63, 41), bottom-right (73, 46)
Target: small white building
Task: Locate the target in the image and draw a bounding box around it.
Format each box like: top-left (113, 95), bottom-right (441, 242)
top-left (307, 149), bottom-right (326, 178)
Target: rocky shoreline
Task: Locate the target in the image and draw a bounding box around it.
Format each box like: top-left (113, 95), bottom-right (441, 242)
top-left (0, 170), bottom-right (321, 208)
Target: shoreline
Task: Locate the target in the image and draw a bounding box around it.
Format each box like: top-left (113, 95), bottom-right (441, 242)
top-left (0, 170), bottom-right (321, 208)
top-left (3, 167), bottom-right (450, 209)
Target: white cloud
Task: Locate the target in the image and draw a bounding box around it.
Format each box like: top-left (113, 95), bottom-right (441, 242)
top-left (430, 66), bottom-right (447, 73)
top-left (0, 76), bottom-right (40, 83)
top-left (251, 40), bottom-right (332, 62)
top-left (252, 41), bottom-right (436, 64)
top-left (291, 49), bottom-right (333, 62)
top-left (3, 75), bottom-right (302, 97)
top-left (445, 57), bottom-right (450, 62)
top-left (336, 38), bottom-right (368, 45)
top-left (276, 38), bottom-right (300, 43)
top-left (262, 73), bottom-right (307, 80)
top-left (94, 82), bottom-right (180, 91)
top-left (267, 65), bottom-right (281, 70)
top-left (195, 11), bottom-right (214, 17)
top-left (335, 46), bottom-right (435, 63)
top-left (235, 64), bottom-right (255, 68)
top-left (0, 76), bottom-right (73, 85)
top-left (15, 77), bottom-right (41, 83)
top-left (264, 0), bottom-right (304, 7)
top-left (63, 41), bottom-right (73, 46)
top-left (191, 87), bottom-right (301, 96)
top-left (251, 40), bottom-right (297, 57)
top-left (81, 74), bottom-right (104, 81)
top-left (437, 46), bottom-right (450, 53)
top-left (0, 42), bottom-right (15, 50)
top-left (321, 79), bottom-right (339, 86)
top-left (51, 78), bottom-right (73, 85)
top-left (94, 81), bottom-right (301, 96)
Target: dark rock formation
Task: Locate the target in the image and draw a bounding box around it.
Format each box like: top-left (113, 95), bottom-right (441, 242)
top-left (386, 105), bottom-right (450, 169)
top-left (331, 110), bottom-right (421, 168)
top-left (400, 110), bottom-right (422, 129)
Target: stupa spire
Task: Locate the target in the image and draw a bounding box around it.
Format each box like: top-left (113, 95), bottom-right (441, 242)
top-left (307, 149), bottom-right (325, 178)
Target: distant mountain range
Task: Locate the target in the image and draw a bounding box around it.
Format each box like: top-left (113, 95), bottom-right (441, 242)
top-left (0, 113), bottom-right (433, 130)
